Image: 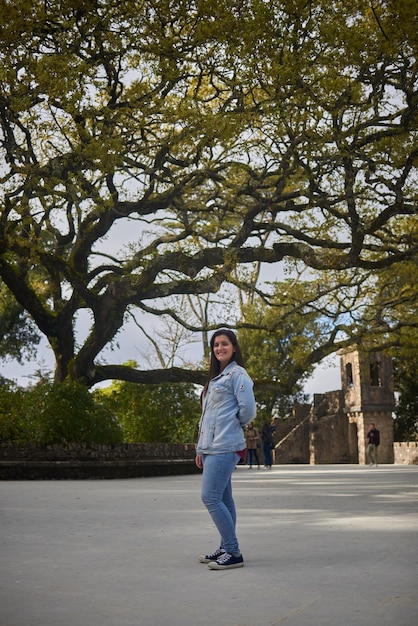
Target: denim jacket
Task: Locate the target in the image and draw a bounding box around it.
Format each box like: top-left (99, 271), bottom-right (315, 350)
top-left (197, 362), bottom-right (256, 454)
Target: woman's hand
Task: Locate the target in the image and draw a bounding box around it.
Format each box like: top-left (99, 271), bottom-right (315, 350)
top-left (195, 454), bottom-right (203, 469)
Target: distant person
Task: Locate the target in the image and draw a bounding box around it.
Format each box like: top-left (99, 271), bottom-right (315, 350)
top-left (195, 329), bottom-right (256, 570)
top-left (367, 422), bottom-right (380, 467)
top-left (262, 421), bottom-right (275, 469)
top-left (245, 422), bottom-right (260, 469)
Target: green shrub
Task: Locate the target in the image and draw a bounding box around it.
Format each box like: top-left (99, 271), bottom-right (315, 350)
top-left (0, 381), bottom-right (123, 444)
top-left (0, 384), bottom-right (27, 441)
top-left (98, 381), bottom-right (200, 443)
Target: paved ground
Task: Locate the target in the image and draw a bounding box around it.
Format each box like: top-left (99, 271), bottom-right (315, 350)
top-left (1, 464), bottom-right (417, 626)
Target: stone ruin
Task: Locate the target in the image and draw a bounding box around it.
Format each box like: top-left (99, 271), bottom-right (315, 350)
top-left (274, 346), bottom-right (396, 465)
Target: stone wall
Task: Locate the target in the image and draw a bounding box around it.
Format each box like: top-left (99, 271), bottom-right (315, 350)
top-left (273, 404), bottom-right (311, 464)
top-left (309, 391), bottom-right (350, 464)
top-left (273, 390), bottom-right (416, 466)
top-left (0, 442), bottom-right (199, 479)
top-left (274, 419), bottom-right (310, 464)
top-left (2, 438), bottom-right (416, 480)
top-left (393, 442), bottom-right (418, 465)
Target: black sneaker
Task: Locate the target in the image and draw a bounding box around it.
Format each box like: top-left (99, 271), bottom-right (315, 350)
top-left (198, 547), bottom-right (225, 563)
top-left (208, 552), bottom-right (244, 570)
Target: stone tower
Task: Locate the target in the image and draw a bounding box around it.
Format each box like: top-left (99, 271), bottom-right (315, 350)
top-left (339, 346), bottom-right (395, 464)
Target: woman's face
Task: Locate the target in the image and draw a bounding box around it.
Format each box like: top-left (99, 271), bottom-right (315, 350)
top-left (212, 334), bottom-right (235, 370)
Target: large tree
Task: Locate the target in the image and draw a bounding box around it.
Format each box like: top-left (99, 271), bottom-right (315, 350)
top-left (0, 0), bottom-right (417, 388)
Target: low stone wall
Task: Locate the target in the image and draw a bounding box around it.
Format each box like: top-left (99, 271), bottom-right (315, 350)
top-left (393, 441), bottom-right (418, 465)
top-left (0, 442), bottom-right (199, 480)
top-left (2, 440), bottom-right (416, 478)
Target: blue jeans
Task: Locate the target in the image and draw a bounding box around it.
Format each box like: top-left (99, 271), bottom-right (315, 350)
top-left (201, 452), bottom-right (241, 555)
top-left (263, 442), bottom-right (272, 467)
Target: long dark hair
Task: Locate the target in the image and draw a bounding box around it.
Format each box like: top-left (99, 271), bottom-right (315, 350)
top-left (202, 329), bottom-right (245, 398)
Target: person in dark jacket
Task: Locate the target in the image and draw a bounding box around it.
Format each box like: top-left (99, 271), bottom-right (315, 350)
top-left (367, 422), bottom-right (380, 467)
top-left (262, 421), bottom-right (275, 469)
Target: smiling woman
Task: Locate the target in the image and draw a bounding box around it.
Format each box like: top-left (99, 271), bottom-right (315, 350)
top-left (212, 334), bottom-right (236, 371)
top-left (195, 329), bottom-right (256, 570)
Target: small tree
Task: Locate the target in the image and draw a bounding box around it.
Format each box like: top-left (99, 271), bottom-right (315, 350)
top-left (392, 332), bottom-right (418, 441)
top-left (239, 281), bottom-right (321, 422)
top-left (393, 364), bottom-right (418, 441)
top-left (365, 255), bottom-right (418, 441)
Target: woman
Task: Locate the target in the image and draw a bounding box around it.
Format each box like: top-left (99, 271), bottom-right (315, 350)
top-left (245, 422), bottom-right (260, 469)
top-left (195, 329), bottom-right (256, 570)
